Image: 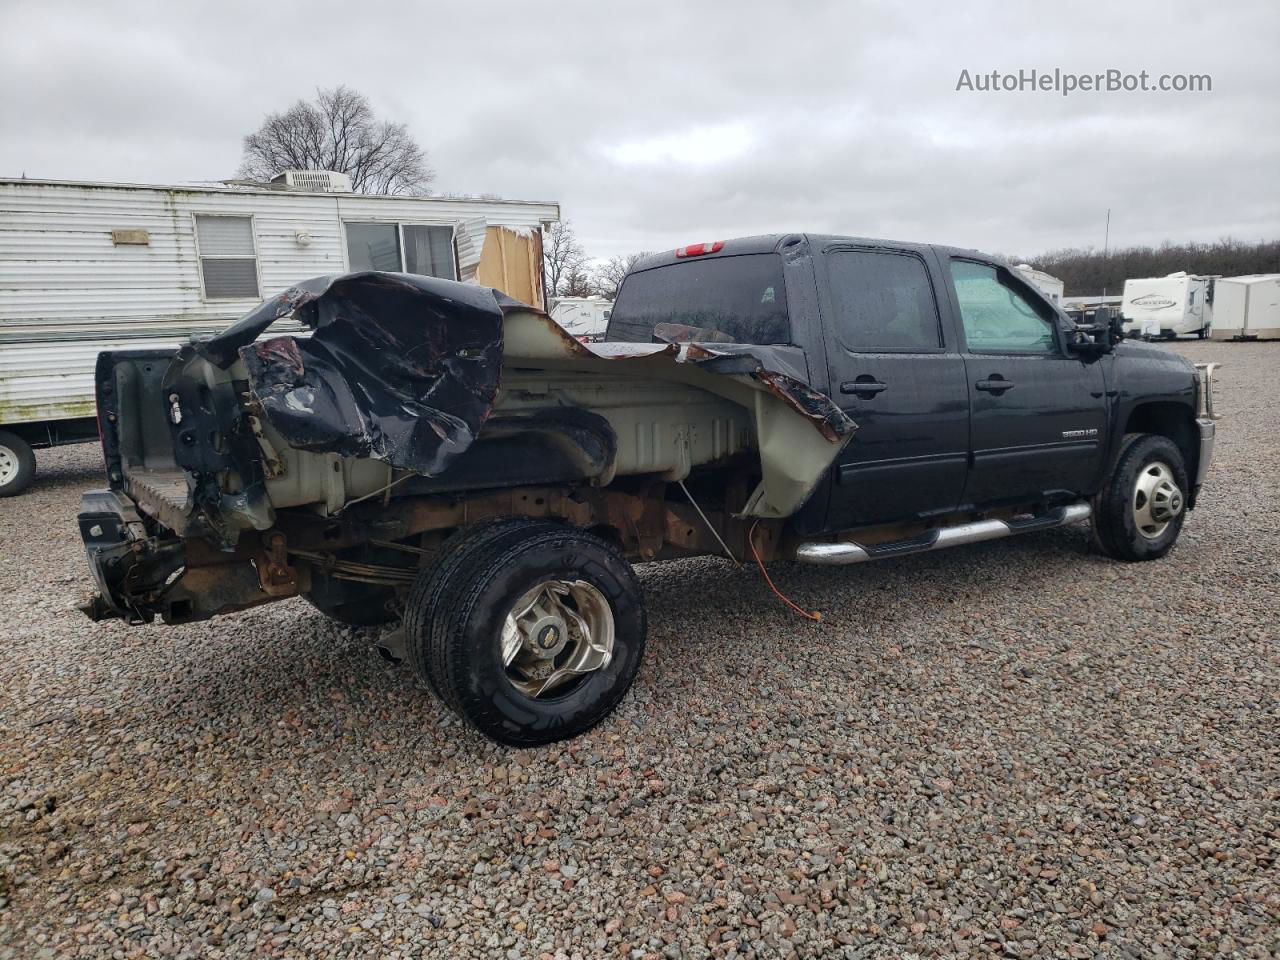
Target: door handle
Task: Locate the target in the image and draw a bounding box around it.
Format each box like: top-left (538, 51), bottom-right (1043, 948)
top-left (975, 377), bottom-right (1014, 393)
top-left (841, 377), bottom-right (888, 397)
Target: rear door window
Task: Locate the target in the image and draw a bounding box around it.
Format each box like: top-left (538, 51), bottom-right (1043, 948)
top-left (825, 249), bottom-right (943, 352)
top-left (606, 254), bottom-right (789, 345)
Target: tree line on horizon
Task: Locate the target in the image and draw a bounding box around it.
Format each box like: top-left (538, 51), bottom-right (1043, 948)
top-left (554, 234), bottom-right (1280, 303)
top-left (1009, 238), bottom-right (1280, 297)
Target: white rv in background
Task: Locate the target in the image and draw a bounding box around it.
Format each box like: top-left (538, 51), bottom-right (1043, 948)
top-left (1121, 272), bottom-right (1214, 339)
top-left (1014, 264), bottom-right (1065, 304)
top-left (1210, 274), bottom-right (1280, 340)
top-left (551, 296), bottom-right (614, 340)
top-left (0, 175), bottom-right (559, 496)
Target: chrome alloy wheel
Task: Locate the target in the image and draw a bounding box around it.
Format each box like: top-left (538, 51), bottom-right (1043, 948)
top-left (1132, 460), bottom-right (1184, 539)
top-left (500, 580), bottom-right (615, 698)
top-left (0, 444), bottom-right (18, 487)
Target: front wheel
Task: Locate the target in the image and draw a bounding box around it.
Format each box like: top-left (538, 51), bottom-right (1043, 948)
top-left (1092, 434), bottom-right (1189, 561)
top-left (408, 525), bottom-right (646, 746)
top-left (0, 431), bottom-right (36, 498)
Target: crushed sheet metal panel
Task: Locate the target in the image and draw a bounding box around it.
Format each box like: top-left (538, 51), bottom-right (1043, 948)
top-left (198, 272), bottom-right (506, 477)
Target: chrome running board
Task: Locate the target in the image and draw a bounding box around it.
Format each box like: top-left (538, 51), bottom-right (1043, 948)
top-left (795, 501), bottom-right (1092, 566)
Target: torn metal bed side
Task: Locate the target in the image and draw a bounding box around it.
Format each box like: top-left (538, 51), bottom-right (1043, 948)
top-left (496, 304), bottom-right (855, 519)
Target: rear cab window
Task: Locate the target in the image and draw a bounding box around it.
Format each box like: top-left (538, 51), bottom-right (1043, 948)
top-left (605, 254), bottom-right (790, 345)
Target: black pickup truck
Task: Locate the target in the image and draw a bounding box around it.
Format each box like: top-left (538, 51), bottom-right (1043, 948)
top-left (77, 234), bottom-right (1219, 744)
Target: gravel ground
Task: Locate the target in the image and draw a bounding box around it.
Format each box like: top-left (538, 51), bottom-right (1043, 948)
top-left (1, 340), bottom-right (1276, 959)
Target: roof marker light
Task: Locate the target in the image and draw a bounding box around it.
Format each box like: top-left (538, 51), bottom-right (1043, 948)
top-left (674, 241), bottom-right (724, 258)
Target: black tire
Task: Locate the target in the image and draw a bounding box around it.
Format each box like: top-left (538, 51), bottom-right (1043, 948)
top-left (1092, 434), bottom-right (1189, 562)
top-left (414, 525), bottom-right (646, 746)
top-left (1197, 328), bottom-right (1207, 340)
top-left (0, 431), bottom-right (36, 498)
top-left (404, 518), bottom-right (563, 701)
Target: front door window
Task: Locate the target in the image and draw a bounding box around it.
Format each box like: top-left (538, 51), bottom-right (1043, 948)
top-left (951, 261), bottom-right (1058, 354)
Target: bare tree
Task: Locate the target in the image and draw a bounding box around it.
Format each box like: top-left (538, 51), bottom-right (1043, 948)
top-left (563, 262), bottom-right (596, 299)
top-left (592, 252), bottom-right (649, 299)
top-left (238, 86), bottom-right (433, 195)
top-left (543, 220), bottom-right (588, 298)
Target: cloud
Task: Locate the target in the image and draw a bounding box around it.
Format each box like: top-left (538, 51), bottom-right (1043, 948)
top-left (602, 122), bottom-right (756, 169)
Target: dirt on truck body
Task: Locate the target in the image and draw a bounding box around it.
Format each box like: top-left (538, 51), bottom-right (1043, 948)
top-left (78, 235), bottom-right (1218, 744)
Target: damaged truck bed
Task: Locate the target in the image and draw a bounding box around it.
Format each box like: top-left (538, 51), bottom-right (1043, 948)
top-left (77, 234), bottom-right (1216, 744)
top-left (82, 270), bottom-right (853, 621)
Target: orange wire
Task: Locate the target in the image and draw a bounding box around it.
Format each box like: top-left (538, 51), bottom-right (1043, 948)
top-left (748, 522), bottom-right (823, 622)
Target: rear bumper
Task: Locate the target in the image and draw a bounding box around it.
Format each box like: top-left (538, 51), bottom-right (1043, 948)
top-left (77, 488), bottom-right (183, 624)
top-left (78, 487), bottom-right (301, 626)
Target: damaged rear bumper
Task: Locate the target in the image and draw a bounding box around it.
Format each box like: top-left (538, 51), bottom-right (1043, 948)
top-left (77, 488), bottom-right (284, 626)
top-left (77, 489), bottom-right (184, 624)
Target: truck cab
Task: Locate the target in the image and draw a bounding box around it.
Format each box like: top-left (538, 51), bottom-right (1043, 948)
top-left (607, 235), bottom-right (1213, 535)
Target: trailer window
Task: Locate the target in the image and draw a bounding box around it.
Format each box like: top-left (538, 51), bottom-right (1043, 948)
top-left (194, 216), bottom-right (260, 299)
top-left (345, 223), bottom-right (457, 280)
top-left (606, 254), bottom-right (789, 345)
top-left (403, 226), bottom-right (455, 278)
top-left (346, 223), bottom-right (401, 272)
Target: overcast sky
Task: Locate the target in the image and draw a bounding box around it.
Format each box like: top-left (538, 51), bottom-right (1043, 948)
top-left (2, 0), bottom-right (1277, 261)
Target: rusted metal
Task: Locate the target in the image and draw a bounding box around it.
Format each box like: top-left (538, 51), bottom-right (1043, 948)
top-left (81, 269), bottom-right (861, 626)
top-left (163, 562), bottom-right (299, 624)
top-left (247, 414), bottom-right (286, 479)
top-left (83, 475), bottom-right (798, 627)
top-left (267, 481), bottom-right (789, 565)
top-left (257, 531), bottom-right (298, 595)
top-left (158, 489), bottom-right (1025, 630)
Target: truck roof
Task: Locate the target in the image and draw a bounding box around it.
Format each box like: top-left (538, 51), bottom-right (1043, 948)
top-left (629, 233), bottom-right (995, 274)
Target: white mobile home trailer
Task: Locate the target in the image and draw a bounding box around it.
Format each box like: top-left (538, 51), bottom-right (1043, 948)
top-left (1120, 272), bottom-right (1214, 339)
top-left (0, 177), bottom-right (559, 495)
top-left (1209, 274), bottom-right (1280, 340)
